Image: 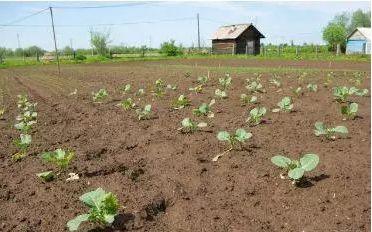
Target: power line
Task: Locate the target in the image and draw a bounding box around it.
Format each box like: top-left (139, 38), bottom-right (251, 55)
top-left (0, 7), bottom-right (48, 27)
top-left (0, 17), bottom-right (195, 27)
top-left (51, 2), bottom-right (153, 9)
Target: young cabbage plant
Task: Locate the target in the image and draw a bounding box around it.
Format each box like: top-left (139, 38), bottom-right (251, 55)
top-left (41, 148), bottom-right (74, 170)
top-left (269, 78), bottom-right (281, 88)
top-left (178, 118), bottom-right (207, 133)
top-left (136, 88), bottom-right (145, 96)
top-left (197, 75), bottom-right (209, 84)
top-left (192, 99), bottom-right (215, 118)
top-left (314, 121), bottom-right (348, 140)
top-left (17, 94), bottom-right (29, 110)
top-left (136, 104), bottom-right (152, 120)
top-left (153, 79), bottom-right (166, 98)
top-left (354, 88), bottom-right (368, 96)
top-left (271, 154), bottom-right (319, 182)
top-left (173, 95), bottom-right (191, 110)
top-left (307, 83), bottom-right (318, 92)
top-left (92, 89), bottom-right (108, 103)
top-left (246, 107), bottom-right (267, 125)
top-left (272, 97), bottom-right (293, 112)
top-left (246, 81), bottom-right (265, 93)
top-left (293, 87), bottom-right (302, 96)
top-left (219, 73), bottom-right (232, 90)
top-left (36, 171), bottom-right (55, 182)
top-left (333, 86), bottom-right (357, 103)
top-left (66, 188), bottom-right (119, 232)
top-left (213, 129), bottom-right (252, 161)
top-left (14, 110), bottom-right (37, 133)
top-left (189, 84), bottom-right (203, 93)
top-left (120, 84), bottom-right (131, 94)
top-left (341, 102), bottom-right (358, 120)
top-left (215, 89), bottom-right (227, 99)
top-left (117, 98), bottom-right (136, 110)
top-left (12, 134), bottom-right (32, 161)
top-left (240, 94), bottom-right (252, 106)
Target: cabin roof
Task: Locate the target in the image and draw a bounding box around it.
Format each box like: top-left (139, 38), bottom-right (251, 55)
top-left (347, 27), bottom-right (371, 40)
top-left (211, 24), bottom-right (265, 40)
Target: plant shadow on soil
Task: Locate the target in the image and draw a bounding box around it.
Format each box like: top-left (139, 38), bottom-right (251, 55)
top-left (296, 174), bottom-right (331, 188)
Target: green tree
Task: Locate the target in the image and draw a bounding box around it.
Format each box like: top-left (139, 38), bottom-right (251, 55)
top-left (159, 39), bottom-right (183, 56)
top-left (63, 46), bottom-right (74, 56)
top-left (90, 30), bottom-right (111, 56)
top-left (322, 23), bottom-right (347, 51)
top-left (0, 47), bottom-right (6, 63)
top-left (348, 10), bottom-right (371, 33)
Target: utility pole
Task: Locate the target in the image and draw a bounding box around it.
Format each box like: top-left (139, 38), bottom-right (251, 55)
top-left (17, 33), bottom-right (25, 62)
top-left (197, 13), bottom-right (200, 50)
top-left (49, 6), bottom-right (60, 75)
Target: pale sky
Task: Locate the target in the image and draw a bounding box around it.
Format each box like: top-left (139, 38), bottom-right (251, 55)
top-left (0, 1), bottom-right (370, 50)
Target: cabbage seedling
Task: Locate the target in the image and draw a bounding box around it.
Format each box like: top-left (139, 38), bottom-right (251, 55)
top-left (136, 88), bottom-right (145, 96)
top-left (192, 99), bottom-right (215, 118)
top-left (333, 86), bottom-right (357, 103)
top-left (269, 78), bottom-right (281, 88)
top-left (246, 81), bottom-right (265, 93)
top-left (36, 171), bottom-right (55, 182)
top-left (271, 154), bottom-right (319, 181)
top-left (117, 98), bottom-right (136, 110)
top-left (307, 84), bottom-right (317, 92)
top-left (120, 84), bottom-right (131, 94)
top-left (152, 79), bottom-right (166, 98)
top-left (246, 107), bottom-right (266, 125)
top-left (173, 95), bottom-right (191, 109)
top-left (341, 102), bottom-right (358, 120)
top-left (41, 148), bottom-right (74, 170)
top-left (215, 89), bottom-right (227, 99)
top-left (354, 88), bottom-right (368, 96)
top-left (136, 104), bottom-right (152, 120)
top-left (217, 128), bottom-right (252, 149)
top-left (197, 75), bottom-right (209, 84)
top-left (92, 89), bottom-right (108, 103)
top-left (178, 118), bottom-right (207, 133)
top-left (314, 121), bottom-right (348, 140)
top-left (219, 73), bottom-right (232, 90)
top-left (12, 134), bottom-right (32, 161)
top-left (66, 188), bottom-right (119, 231)
top-left (272, 97), bottom-right (293, 112)
top-left (189, 84), bottom-right (203, 93)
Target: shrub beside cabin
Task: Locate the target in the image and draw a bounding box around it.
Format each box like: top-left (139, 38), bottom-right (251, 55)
top-left (211, 24), bottom-right (265, 55)
top-left (346, 27), bottom-right (371, 55)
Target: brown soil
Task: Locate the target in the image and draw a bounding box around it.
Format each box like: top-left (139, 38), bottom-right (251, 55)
top-left (0, 58), bottom-right (370, 232)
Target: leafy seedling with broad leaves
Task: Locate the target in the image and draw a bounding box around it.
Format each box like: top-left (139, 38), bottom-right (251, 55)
top-left (219, 73), bottom-right (232, 90)
top-left (152, 79), bottom-right (167, 98)
top-left (117, 98), bottom-right (136, 110)
top-left (192, 99), bottom-right (215, 118)
top-left (272, 97), bottom-right (293, 112)
top-left (189, 84), bottom-right (203, 93)
top-left (36, 171), bottom-right (55, 182)
top-left (341, 102), bottom-right (358, 120)
top-left (12, 134), bottom-right (32, 161)
top-left (213, 128), bottom-right (252, 161)
top-left (269, 78), bottom-right (281, 88)
top-left (314, 122), bottom-right (348, 140)
top-left (92, 89), bottom-right (108, 103)
top-left (41, 148), bottom-right (74, 170)
top-left (173, 95), bottom-right (191, 110)
top-left (197, 75), bottom-right (209, 84)
top-left (66, 188), bottom-right (119, 231)
top-left (246, 107), bottom-right (267, 125)
top-left (333, 86), bottom-right (358, 103)
top-left (215, 89), bottom-right (227, 99)
top-left (246, 81), bottom-right (265, 93)
top-left (354, 88), bottom-right (368, 96)
top-left (307, 83), bottom-right (317, 92)
top-left (178, 118), bottom-right (207, 133)
top-left (120, 84), bottom-right (131, 94)
top-left (271, 154), bottom-right (319, 182)
top-left (240, 94), bottom-right (258, 106)
top-left (136, 104), bottom-right (152, 120)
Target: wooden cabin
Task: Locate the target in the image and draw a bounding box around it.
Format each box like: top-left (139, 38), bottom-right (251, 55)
top-left (211, 24), bottom-right (265, 55)
top-left (346, 27), bottom-right (371, 55)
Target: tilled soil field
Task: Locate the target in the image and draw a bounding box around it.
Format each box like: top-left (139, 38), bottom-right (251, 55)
top-left (0, 58), bottom-right (370, 232)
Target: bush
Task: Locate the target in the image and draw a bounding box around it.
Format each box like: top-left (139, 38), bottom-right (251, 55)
top-left (74, 54), bottom-right (87, 61)
top-left (159, 40), bottom-right (183, 56)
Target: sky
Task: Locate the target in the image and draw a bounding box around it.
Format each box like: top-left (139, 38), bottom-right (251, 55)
top-left (0, 1), bottom-right (370, 50)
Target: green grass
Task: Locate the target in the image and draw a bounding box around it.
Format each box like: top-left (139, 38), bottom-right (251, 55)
top-left (0, 52), bottom-right (369, 69)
